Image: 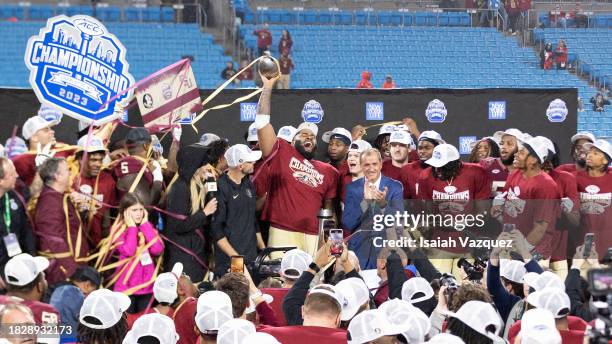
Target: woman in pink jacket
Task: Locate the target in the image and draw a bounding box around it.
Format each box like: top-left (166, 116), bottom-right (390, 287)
top-left (111, 193), bottom-right (164, 313)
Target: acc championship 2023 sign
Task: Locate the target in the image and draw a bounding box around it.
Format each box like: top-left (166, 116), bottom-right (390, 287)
top-left (24, 15), bottom-right (134, 124)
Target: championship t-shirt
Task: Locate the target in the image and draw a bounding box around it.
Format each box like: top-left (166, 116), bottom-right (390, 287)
top-left (75, 171), bottom-right (117, 245)
top-left (259, 326), bottom-right (348, 344)
top-left (479, 157), bottom-right (510, 196)
top-left (399, 161), bottom-right (428, 199)
top-left (266, 140), bottom-right (338, 235)
top-left (12, 143), bottom-right (76, 186)
top-left (556, 163), bottom-right (578, 174)
top-left (549, 169), bottom-right (579, 261)
top-left (576, 170), bottom-right (612, 257)
top-left (502, 170), bottom-right (560, 257)
top-left (0, 295), bottom-right (61, 325)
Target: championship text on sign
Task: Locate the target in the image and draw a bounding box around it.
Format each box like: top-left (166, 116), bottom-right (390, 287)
top-left (136, 59), bottom-right (201, 134)
top-left (24, 15), bottom-right (134, 125)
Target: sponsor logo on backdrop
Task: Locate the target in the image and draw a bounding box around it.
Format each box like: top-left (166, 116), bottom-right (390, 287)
top-left (488, 101), bottom-right (506, 119)
top-left (459, 136), bottom-right (477, 154)
top-left (25, 15), bottom-right (134, 124)
top-left (366, 102), bottom-right (384, 121)
top-left (301, 99), bottom-right (324, 123)
top-left (425, 99), bottom-right (447, 123)
top-left (546, 98), bottom-right (568, 123)
top-left (240, 102), bottom-right (257, 121)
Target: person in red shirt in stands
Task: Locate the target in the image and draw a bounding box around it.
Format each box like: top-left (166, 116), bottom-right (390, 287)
top-left (0, 254), bottom-right (60, 327)
top-left (576, 139), bottom-right (612, 258)
top-left (382, 75), bottom-right (396, 89)
top-left (254, 72), bottom-right (338, 257)
top-left (253, 23), bottom-right (272, 56)
top-left (382, 130), bottom-right (413, 182)
top-left (480, 128), bottom-right (523, 196)
top-left (73, 135), bottom-right (117, 247)
top-left (557, 131), bottom-right (596, 174)
top-left (278, 53), bottom-right (295, 89)
top-left (493, 136), bottom-right (560, 259)
top-left (278, 29), bottom-right (293, 56)
top-left (555, 40), bottom-right (568, 70)
top-left (400, 130), bottom-right (445, 199)
top-left (356, 71), bottom-right (373, 89)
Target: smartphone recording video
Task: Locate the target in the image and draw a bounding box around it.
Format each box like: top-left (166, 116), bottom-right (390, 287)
top-left (230, 255), bottom-right (244, 274)
top-left (329, 229), bottom-right (344, 257)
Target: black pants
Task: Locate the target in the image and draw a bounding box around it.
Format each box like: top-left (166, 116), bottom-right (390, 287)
top-left (127, 293), bottom-right (153, 314)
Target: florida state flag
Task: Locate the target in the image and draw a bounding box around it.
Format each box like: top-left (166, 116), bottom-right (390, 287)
top-left (136, 59), bottom-right (202, 134)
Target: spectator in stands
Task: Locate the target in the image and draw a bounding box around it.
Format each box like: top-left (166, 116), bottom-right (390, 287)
top-left (78, 289), bottom-right (131, 344)
top-left (549, 4), bottom-right (567, 28)
top-left (279, 29), bottom-right (293, 56)
top-left (590, 91), bottom-right (611, 112)
top-left (237, 60), bottom-right (254, 85)
top-left (468, 137), bottom-right (500, 163)
top-left (555, 40), bottom-right (568, 70)
top-left (572, 3), bottom-right (588, 28)
top-left (253, 23), bottom-right (272, 56)
top-left (165, 143), bottom-right (222, 283)
top-left (278, 53), bottom-right (294, 89)
top-left (0, 157), bottom-right (35, 283)
top-left (50, 266), bottom-right (101, 334)
top-left (506, 0), bottom-right (521, 34)
top-left (35, 157), bottom-right (89, 285)
top-left (221, 61), bottom-right (239, 86)
top-left (111, 193), bottom-right (164, 314)
top-left (1, 253), bottom-right (60, 326)
top-left (356, 71), bottom-right (373, 89)
top-left (212, 144), bottom-right (264, 277)
top-left (540, 42), bottom-right (554, 70)
top-left (382, 75), bottom-right (396, 89)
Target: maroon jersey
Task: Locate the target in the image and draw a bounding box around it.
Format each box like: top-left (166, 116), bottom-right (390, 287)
top-left (0, 295), bottom-right (61, 325)
top-left (382, 159), bottom-right (403, 182)
top-left (260, 326), bottom-right (347, 344)
top-left (576, 170), bottom-right (612, 257)
top-left (549, 169), bottom-right (579, 261)
top-left (254, 29), bottom-right (272, 48)
top-left (112, 156), bottom-right (153, 200)
top-left (479, 157), bottom-right (510, 196)
top-left (266, 140), bottom-right (338, 235)
top-left (173, 297), bottom-right (197, 344)
top-left (12, 144), bottom-right (76, 187)
top-left (556, 163), bottom-right (578, 174)
top-left (75, 171), bottom-right (117, 246)
top-left (399, 161), bottom-right (428, 199)
top-left (502, 170), bottom-right (560, 257)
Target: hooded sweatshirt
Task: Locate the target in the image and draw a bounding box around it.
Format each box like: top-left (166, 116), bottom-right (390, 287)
top-left (357, 71), bottom-right (373, 89)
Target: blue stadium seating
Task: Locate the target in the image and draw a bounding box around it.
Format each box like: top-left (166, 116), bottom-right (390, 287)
top-left (0, 22), bottom-right (235, 89)
top-left (538, 12), bottom-right (612, 28)
top-left (0, 4), bottom-right (174, 23)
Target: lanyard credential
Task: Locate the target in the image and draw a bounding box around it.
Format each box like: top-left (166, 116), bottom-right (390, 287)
top-left (4, 193), bottom-right (11, 234)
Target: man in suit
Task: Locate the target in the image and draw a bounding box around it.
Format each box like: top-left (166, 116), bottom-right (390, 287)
top-left (342, 148), bottom-right (404, 269)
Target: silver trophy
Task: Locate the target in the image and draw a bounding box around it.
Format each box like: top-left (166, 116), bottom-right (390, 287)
top-left (258, 56), bottom-right (280, 79)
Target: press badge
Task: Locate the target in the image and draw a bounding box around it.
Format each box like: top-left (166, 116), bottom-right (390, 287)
top-left (3, 233), bottom-right (22, 257)
top-left (140, 249), bottom-right (153, 266)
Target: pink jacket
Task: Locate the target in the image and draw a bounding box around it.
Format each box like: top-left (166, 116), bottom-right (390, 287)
top-left (113, 221), bottom-right (164, 295)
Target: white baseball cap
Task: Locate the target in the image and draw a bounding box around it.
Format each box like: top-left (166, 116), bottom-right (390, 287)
top-left (425, 144), bottom-right (460, 168)
top-left (78, 120), bottom-right (96, 133)
top-left (519, 136), bottom-right (550, 164)
top-left (585, 139), bottom-right (612, 162)
top-left (418, 130), bottom-right (445, 144)
top-left (217, 319), bottom-right (256, 344)
top-left (518, 309), bottom-right (561, 344)
top-left (153, 263), bottom-right (183, 304)
top-left (246, 122), bottom-right (258, 142)
top-left (348, 139), bottom-right (372, 153)
top-left (5, 137), bottom-right (28, 158)
top-left (4, 253), bottom-right (49, 286)
top-left (427, 333), bottom-right (466, 344)
top-left (224, 144), bottom-right (262, 168)
top-left (322, 127), bottom-right (352, 144)
top-left (280, 249), bottom-right (312, 280)
top-left (538, 136), bottom-right (556, 155)
top-left (335, 277), bottom-right (371, 321)
top-left (296, 122), bottom-right (318, 136)
top-left (378, 299), bottom-right (431, 343)
top-left (522, 271), bottom-right (565, 292)
top-left (347, 309), bottom-right (394, 344)
top-left (199, 133), bottom-right (221, 146)
top-left (500, 259), bottom-right (527, 284)
top-left (38, 104), bottom-right (63, 123)
top-left (79, 289), bottom-right (131, 329)
top-left (401, 277), bottom-right (435, 304)
top-left (122, 313), bottom-right (179, 344)
top-left (22, 116), bottom-right (58, 140)
top-left (571, 131), bottom-right (595, 144)
top-left (195, 290), bottom-right (234, 332)
top-left (493, 128), bottom-right (524, 143)
top-left (308, 284), bottom-right (343, 309)
top-left (389, 130), bottom-right (414, 146)
top-left (526, 287), bottom-right (571, 319)
top-left (378, 124), bottom-right (396, 136)
top-left (395, 124), bottom-right (411, 133)
top-left (446, 301), bottom-right (503, 342)
top-left (241, 332), bottom-right (281, 344)
top-left (277, 126), bottom-right (297, 142)
top-left (77, 135), bottom-right (107, 153)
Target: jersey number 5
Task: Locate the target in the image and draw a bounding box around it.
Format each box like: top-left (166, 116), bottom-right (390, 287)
top-left (120, 162), bottom-right (129, 175)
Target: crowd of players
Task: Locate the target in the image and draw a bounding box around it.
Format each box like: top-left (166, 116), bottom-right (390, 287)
top-left (0, 71), bottom-right (611, 344)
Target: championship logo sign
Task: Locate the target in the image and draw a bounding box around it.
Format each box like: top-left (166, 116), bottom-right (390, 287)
top-left (425, 99), bottom-right (447, 123)
top-left (137, 59), bottom-right (201, 133)
top-left (546, 98), bottom-right (568, 123)
top-left (25, 15), bottom-right (134, 125)
top-left (301, 100), bottom-right (324, 123)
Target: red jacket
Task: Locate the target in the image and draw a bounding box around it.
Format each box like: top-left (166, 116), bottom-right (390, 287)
top-left (357, 71), bottom-right (373, 89)
top-left (254, 29), bottom-right (272, 48)
top-left (508, 316), bottom-right (587, 344)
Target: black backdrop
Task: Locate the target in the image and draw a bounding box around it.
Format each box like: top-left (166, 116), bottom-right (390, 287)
top-left (0, 87), bottom-right (577, 162)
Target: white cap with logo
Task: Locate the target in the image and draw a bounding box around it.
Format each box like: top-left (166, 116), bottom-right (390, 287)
top-left (389, 130), bottom-right (414, 146)
top-left (378, 124), bottom-right (396, 136)
top-left (199, 133), bottom-right (221, 147)
top-left (401, 276), bottom-right (435, 304)
top-left (153, 262), bottom-right (183, 304)
top-left (378, 299), bottom-right (431, 343)
top-left (418, 130), bottom-right (445, 144)
top-left (493, 128), bottom-right (524, 143)
top-left (348, 140), bottom-right (372, 153)
top-left (519, 136), bottom-right (550, 164)
top-left (425, 144), bottom-right (460, 168)
top-left (224, 144), bottom-right (262, 168)
top-left (22, 116), bottom-right (58, 140)
top-left (280, 249), bottom-right (312, 280)
top-left (277, 126), bottom-right (297, 142)
top-left (195, 290), bottom-right (234, 332)
top-left (77, 135), bottom-right (107, 153)
top-left (500, 259), bottom-right (527, 284)
top-left (296, 122), bottom-right (318, 136)
top-left (522, 271), bottom-right (565, 292)
top-left (246, 122), bottom-right (258, 142)
top-left (518, 308), bottom-right (561, 344)
top-left (322, 127), bottom-right (352, 144)
top-left (335, 277), bottom-right (371, 321)
top-left (446, 301), bottom-right (503, 342)
top-left (526, 287), bottom-right (571, 319)
top-left (347, 309), bottom-right (394, 344)
top-left (585, 139), bottom-right (612, 161)
top-left (571, 131), bottom-right (595, 144)
top-left (4, 253), bottom-right (49, 286)
top-left (122, 313), bottom-right (179, 344)
top-left (79, 289), bottom-right (132, 329)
